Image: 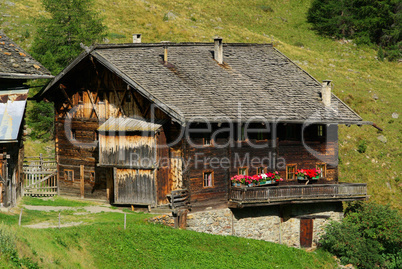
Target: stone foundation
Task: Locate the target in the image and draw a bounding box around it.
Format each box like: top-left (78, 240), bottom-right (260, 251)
top-left (186, 202), bottom-right (343, 248)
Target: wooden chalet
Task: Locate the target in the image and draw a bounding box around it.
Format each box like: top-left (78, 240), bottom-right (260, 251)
top-left (0, 31), bottom-right (53, 207)
top-left (36, 38), bottom-right (372, 210)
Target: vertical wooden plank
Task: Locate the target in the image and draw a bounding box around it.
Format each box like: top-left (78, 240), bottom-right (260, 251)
top-left (113, 167), bottom-right (117, 203)
top-left (80, 165), bottom-right (84, 199)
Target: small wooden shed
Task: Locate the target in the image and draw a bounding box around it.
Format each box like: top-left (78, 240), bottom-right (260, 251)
top-left (98, 117), bottom-right (167, 205)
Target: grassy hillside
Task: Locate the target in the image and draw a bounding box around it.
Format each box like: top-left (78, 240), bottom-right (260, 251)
top-left (0, 197), bottom-right (337, 268)
top-left (0, 0), bottom-right (401, 210)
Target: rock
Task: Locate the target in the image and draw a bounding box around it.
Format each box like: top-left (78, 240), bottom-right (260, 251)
top-left (377, 135), bottom-right (387, 143)
top-left (392, 112), bottom-right (399, 119)
top-left (386, 182), bottom-right (392, 190)
top-left (165, 11), bottom-right (177, 21)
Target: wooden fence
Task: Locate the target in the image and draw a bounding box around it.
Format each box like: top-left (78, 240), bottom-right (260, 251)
top-left (229, 183), bottom-right (368, 207)
top-left (23, 154), bottom-right (58, 197)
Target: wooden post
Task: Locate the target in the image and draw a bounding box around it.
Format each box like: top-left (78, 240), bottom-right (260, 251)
top-left (131, 205), bottom-right (134, 211)
top-left (18, 208), bottom-right (23, 226)
top-left (80, 165), bottom-right (84, 199)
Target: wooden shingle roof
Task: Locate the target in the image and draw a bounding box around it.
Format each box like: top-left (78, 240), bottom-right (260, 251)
top-left (40, 42), bottom-right (367, 125)
top-left (0, 30), bottom-right (53, 79)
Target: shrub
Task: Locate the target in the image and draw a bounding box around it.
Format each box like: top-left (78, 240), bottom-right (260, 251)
top-left (357, 139), bottom-right (367, 153)
top-left (320, 201), bottom-right (402, 269)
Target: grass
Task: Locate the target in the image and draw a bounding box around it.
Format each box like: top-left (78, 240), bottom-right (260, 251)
top-left (0, 0), bottom-right (401, 211)
top-left (0, 197), bottom-right (338, 268)
top-left (21, 196), bottom-right (98, 207)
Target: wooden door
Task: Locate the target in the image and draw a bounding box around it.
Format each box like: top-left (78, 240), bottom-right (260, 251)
top-left (300, 218), bottom-right (313, 248)
top-left (114, 168), bottom-right (156, 205)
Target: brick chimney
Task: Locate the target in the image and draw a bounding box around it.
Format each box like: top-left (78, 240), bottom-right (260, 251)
top-left (322, 80), bottom-right (332, 107)
top-left (214, 37), bottom-right (223, 64)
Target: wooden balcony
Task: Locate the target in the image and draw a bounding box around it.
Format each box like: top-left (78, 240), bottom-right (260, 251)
top-left (228, 183), bottom-right (368, 208)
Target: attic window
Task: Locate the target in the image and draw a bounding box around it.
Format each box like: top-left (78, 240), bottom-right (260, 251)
top-left (257, 167), bottom-right (265, 175)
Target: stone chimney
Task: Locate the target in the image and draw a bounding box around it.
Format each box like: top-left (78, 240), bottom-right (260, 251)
top-left (214, 37), bottom-right (223, 64)
top-left (133, 34), bottom-right (142, 43)
top-left (322, 80), bottom-right (332, 107)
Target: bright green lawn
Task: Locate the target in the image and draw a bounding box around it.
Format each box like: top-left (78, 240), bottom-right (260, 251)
top-left (0, 197), bottom-right (337, 268)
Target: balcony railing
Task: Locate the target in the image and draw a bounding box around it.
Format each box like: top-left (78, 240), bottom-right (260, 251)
top-left (229, 183), bottom-right (368, 208)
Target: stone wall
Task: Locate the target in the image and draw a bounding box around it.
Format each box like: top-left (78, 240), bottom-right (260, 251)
top-left (186, 202), bottom-right (343, 248)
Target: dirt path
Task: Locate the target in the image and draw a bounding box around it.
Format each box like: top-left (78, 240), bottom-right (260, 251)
top-left (21, 205), bottom-right (125, 229)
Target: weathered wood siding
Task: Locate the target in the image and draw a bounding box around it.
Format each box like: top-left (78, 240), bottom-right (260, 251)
top-left (156, 129), bottom-right (171, 205)
top-left (99, 134), bottom-right (156, 167)
top-left (114, 168), bottom-right (156, 205)
top-left (53, 60), bottom-right (169, 200)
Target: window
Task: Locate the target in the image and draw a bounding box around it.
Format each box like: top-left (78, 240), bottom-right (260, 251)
top-left (318, 125), bottom-right (324, 137)
top-left (64, 169), bottom-right (74, 181)
top-left (285, 124), bottom-right (297, 140)
top-left (238, 167), bottom-right (248, 176)
top-left (90, 171), bottom-right (95, 182)
top-left (203, 133), bottom-right (212, 146)
top-left (257, 167), bottom-right (265, 175)
top-left (257, 131), bottom-right (265, 141)
top-left (203, 172), bottom-right (213, 187)
top-left (71, 129), bottom-right (76, 140)
top-left (316, 164), bottom-right (326, 178)
top-left (239, 125), bottom-right (246, 141)
top-left (286, 164), bottom-right (297, 180)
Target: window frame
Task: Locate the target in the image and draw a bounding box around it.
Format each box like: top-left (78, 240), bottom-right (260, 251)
top-left (286, 164), bottom-right (297, 180)
top-left (203, 133), bottom-right (213, 146)
top-left (203, 171), bottom-right (214, 188)
top-left (316, 163), bottom-right (327, 178)
top-left (90, 171), bottom-right (95, 182)
top-left (238, 167), bottom-right (248, 176)
top-left (257, 167), bottom-right (265, 175)
top-left (64, 169), bottom-right (74, 181)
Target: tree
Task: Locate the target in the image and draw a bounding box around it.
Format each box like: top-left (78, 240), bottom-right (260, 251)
top-left (307, 0), bottom-right (401, 61)
top-left (28, 0), bottom-right (106, 141)
top-left (32, 0), bottom-right (106, 74)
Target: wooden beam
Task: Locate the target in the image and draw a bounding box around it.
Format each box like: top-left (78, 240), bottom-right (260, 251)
top-left (59, 84), bottom-right (74, 108)
top-left (80, 165), bottom-right (84, 199)
top-left (110, 76), bottom-right (126, 116)
top-left (130, 88), bottom-right (145, 115)
top-left (86, 90), bottom-right (99, 119)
